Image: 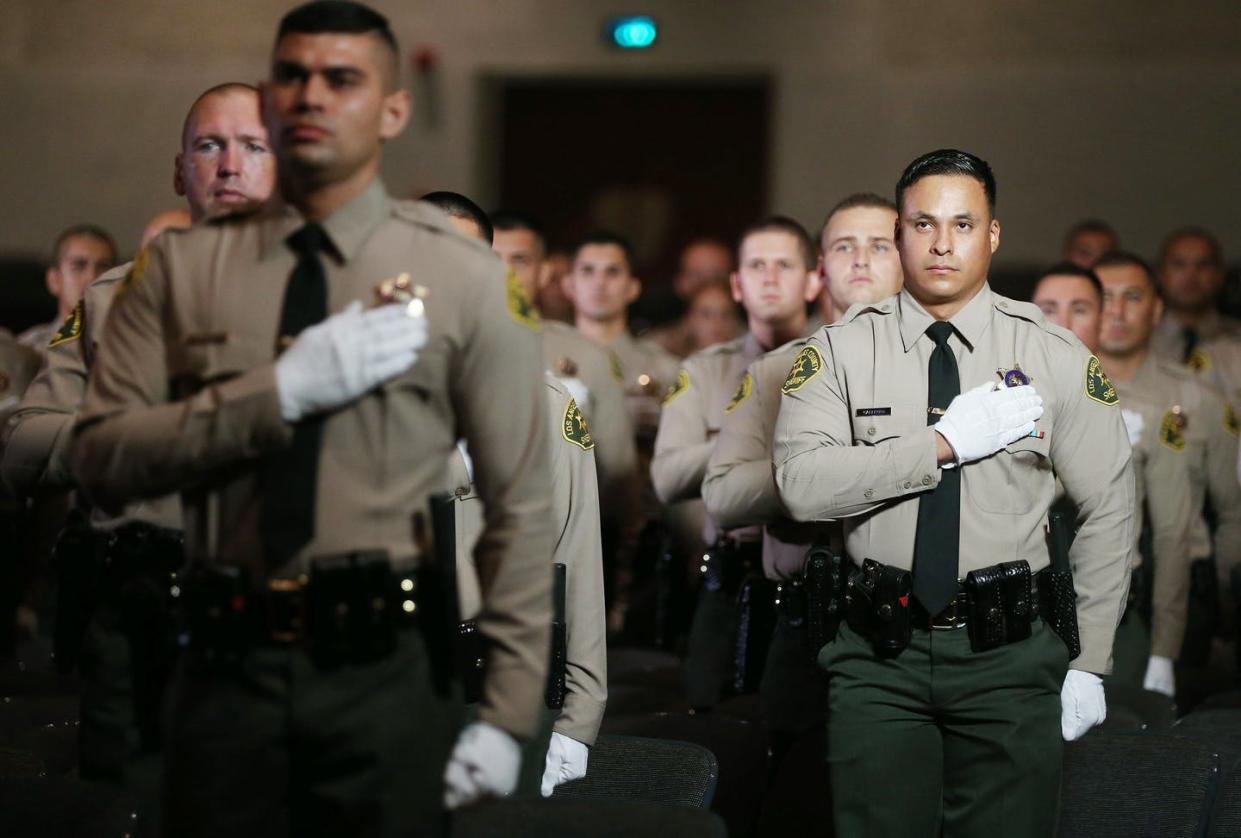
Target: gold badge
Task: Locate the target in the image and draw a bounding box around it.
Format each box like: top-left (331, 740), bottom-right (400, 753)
top-left (1084, 355), bottom-right (1119, 406)
top-left (1186, 348), bottom-right (1211, 373)
top-left (663, 369), bottom-right (690, 405)
top-left (782, 345), bottom-right (823, 395)
top-left (505, 270), bottom-right (541, 332)
top-left (609, 352), bottom-right (624, 384)
top-left (725, 371), bottom-right (752, 414)
top-left (1226, 402), bottom-right (1240, 438)
top-left (48, 300), bottom-right (84, 348)
top-left (1159, 407), bottom-right (1187, 451)
top-left (562, 397), bottom-right (594, 450)
top-left (374, 272), bottom-right (427, 318)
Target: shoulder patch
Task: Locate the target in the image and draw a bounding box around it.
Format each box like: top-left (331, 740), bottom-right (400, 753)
top-left (47, 301), bottom-right (84, 348)
top-left (1226, 402), bottom-right (1240, 438)
top-left (663, 369), bottom-right (690, 405)
top-left (561, 398), bottom-right (594, 450)
top-left (725, 371), bottom-right (752, 414)
top-left (782, 345), bottom-right (823, 395)
top-left (609, 352), bottom-right (624, 384)
top-left (1186, 348), bottom-right (1212, 374)
top-left (505, 271), bottom-right (541, 332)
top-left (116, 247), bottom-right (149, 299)
top-left (1159, 410), bottom-right (1187, 451)
top-left (1084, 355), bottom-right (1119, 406)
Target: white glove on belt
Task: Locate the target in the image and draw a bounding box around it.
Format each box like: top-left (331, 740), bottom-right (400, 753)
top-left (1120, 408), bottom-right (1145, 448)
top-left (936, 382), bottom-right (1043, 465)
top-left (1142, 655), bottom-right (1175, 697)
top-left (443, 721), bottom-right (522, 809)
top-left (541, 732), bottom-right (589, 797)
top-left (274, 301), bottom-right (428, 422)
top-left (1061, 669), bottom-right (1107, 741)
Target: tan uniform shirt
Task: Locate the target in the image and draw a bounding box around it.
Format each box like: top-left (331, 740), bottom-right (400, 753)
top-left (1112, 355), bottom-right (1217, 657)
top-left (604, 331), bottom-right (680, 440)
top-left (449, 374), bottom-right (607, 745)
top-left (71, 182), bottom-right (553, 738)
top-left (0, 333), bottom-right (40, 427)
top-left (704, 337), bottom-right (833, 579)
top-left (3, 263), bottom-right (180, 530)
top-left (16, 321), bottom-right (57, 356)
top-left (1151, 309), bottom-right (1241, 365)
top-left (1189, 334), bottom-right (1241, 406)
top-left (773, 285), bottom-right (1134, 675)
top-left (652, 333), bottom-right (765, 545)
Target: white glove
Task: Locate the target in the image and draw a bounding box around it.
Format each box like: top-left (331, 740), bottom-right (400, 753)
top-left (935, 382), bottom-right (1043, 465)
top-left (1061, 669), bottom-right (1107, 741)
top-left (1142, 655), bottom-right (1176, 697)
top-left (541, 732), bottom-right (589, 797)
top-left (443, 721), bottom-right (522, 810)
top-left (274, 301), bottom-right (428, 422)
top-left (1120, 408), bottom-right (1145, 448)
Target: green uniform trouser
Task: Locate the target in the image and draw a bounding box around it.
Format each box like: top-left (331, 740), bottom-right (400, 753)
top-left (163, 628), bottom-right (460, 838)
top-left (684, 589), bottom-right (739, 708)
top-left (821, 618), bottom-right (1068, 838)
top-left (759, 614), bottom-right (827, 734)
top-left (1103, 605), bottom-right (1149, 689)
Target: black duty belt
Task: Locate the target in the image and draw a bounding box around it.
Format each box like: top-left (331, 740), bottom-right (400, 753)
top-left (915, 570), bottom-right (1045, 631)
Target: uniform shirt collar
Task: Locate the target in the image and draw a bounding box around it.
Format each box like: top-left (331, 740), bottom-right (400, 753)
top-left (898, 283), bottom-right (993, 353)
top-left (259, 179), bottom-right (391, 262)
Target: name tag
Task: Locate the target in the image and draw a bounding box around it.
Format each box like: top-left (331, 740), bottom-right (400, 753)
top-left (855, 407), bottom-right (892, 417)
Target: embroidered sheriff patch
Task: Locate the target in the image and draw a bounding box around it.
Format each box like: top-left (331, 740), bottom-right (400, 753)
top-left (725, 371), bottom-right (752, 414)
top-left (1186, 348), bottom-right (1211, 373)
top-left (562, 398), bottom-right (594, 450)
top-left (782, 345), bottom-right (823, 395)
top-left (48, 300), bottom-right (84, 348)
top-left (505, 270), bottom-right (541, 332)
top-left (1159, 409), bottom-right (1187, 451)
top-left (663, 369), bottom-right (690, 405)
top-left (1226, 403), bottom-right (1240, 438)
top-left (1084, 355), bottom-right (1119, 406)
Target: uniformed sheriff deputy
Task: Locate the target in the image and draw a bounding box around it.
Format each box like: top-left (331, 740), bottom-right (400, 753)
top-left (702, 195), bottom-right (903, 753)
top-left (774, 149), bottom-right (1133, 838)
top-left (652, 216), bottom-right (821, 709)
top-left (70, 3), bottom-right (553, 835)
top-left (1095, 251), bottom-right (1241, 691)
top-left (2, 83), bottom-right (274, 824)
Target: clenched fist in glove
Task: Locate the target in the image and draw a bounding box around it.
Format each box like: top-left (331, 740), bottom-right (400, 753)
top-left (443, 721), bottom-right (522, 810)
top-left (541, 732), bottom-right (589, 797)
top-left (275, 301), bottom-right (428, 422)
top-left (935, 382), bottom-right (1044, 465)
top-left (1061, 669), bottom-right (1107, 741)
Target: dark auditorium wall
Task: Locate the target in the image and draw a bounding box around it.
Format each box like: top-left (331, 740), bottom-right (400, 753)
top-left (1, 0), bottom-right (1238, 269)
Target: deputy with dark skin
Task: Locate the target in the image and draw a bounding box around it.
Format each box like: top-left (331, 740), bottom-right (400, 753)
top-left (70, 4), bottom-right (552, 835)
top-left (773, 150), bottom-right (1133, 838)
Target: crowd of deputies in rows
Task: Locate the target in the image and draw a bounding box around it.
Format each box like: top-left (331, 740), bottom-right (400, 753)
top-left (1, 2), bottom-right (1239, 837)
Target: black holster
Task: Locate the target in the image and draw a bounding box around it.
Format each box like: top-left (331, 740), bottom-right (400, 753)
top-left (844, 559), bottom-right (913, 654)
top-left (1043, 511), bottom-right (1082, 660)
top-left (546, 563), bottom-right (568, 710)
top-left (306, 550), bottom-right (399, 668)
top-left (963, 560), bottom-right (1033, 653)
top-left (732, 574), bottom-right (777, 693)
top-left (700, 538), bottom-right (757, 597)
top-left (805, 544), bottom-right (847, 655)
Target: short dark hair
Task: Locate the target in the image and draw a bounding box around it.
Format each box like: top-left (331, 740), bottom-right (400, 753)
top-left (737, 215), bottom-right (816, 271)
top-left (421, 191), bottom-right (493, 244)
top-left (181, 83), bottom-right (260, 149)
top-left (1064, 219), bottom-right (1116, 243)
top-left (819, 192), bottom-right (897, 241)
top-left (277, 1), bottom-right (399, 85)
top-left (52, 224), bottom-right (116, 264)
top-left (1094, 250), bottom-right (1158, 294)
top-left (896, 149), bottom-right (996, 215)
top-left (1034, 261), bottom-right (1104, 304)
top-left (490, 210), bottom-right (546, 250)
top-left (575, 231), bottom-right (636, 274)
top-left (1157, 226), bottom-right (1223, 270)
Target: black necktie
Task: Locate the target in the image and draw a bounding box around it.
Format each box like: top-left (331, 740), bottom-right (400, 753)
top-left (261, 223), bottom-right (330, 564)
top-left (1182, 327), bottom-right (1199, 364)
top-left (912, 320), bottom-right (961, 615)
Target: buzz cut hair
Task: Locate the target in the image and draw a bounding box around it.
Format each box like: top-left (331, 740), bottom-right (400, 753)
top-left (896, 149), bottom-right (996, 215)
top-left (737, 215), bottom-right (816, 272)
top-left (575, 231), bottom-right (637, 274)
top-left (181, 82), bottom-right (260, 150)
top-left (1094, 250), bottom-right (1159, 296)
top-left (420, 191), bottom-right (493, 244)
top-left (52, 224), bottom-right (117, 264)
top-left (819, 192), bottom-right (898, 241)
top-left (490, 210), bottom-right (547, 250)
top-left (1034, 261), bottom-right (1104, 304)
top-left (1157, 226), bottom-right (1223, 270)
top-left (276, 1), bottom-right (400, 88)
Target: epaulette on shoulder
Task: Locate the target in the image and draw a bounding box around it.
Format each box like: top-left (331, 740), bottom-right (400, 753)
top-left (392, 200), bottom-right (496, 257)
top-left (770, 336), bottom-right (808, 355)
top-left (838, 296), bottom-right (897, 326)
top-left (91, 261), bottom-right (133, 289)
top-left (699, 335), bottom-right (747, 357)
top-left (993, 294), bottom-right (1077, 348)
